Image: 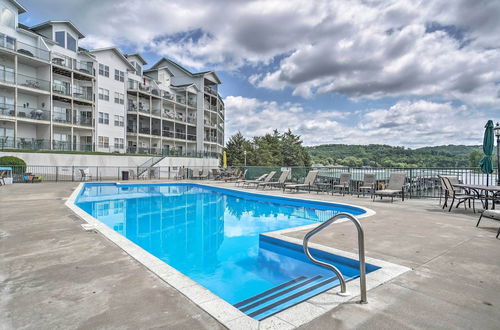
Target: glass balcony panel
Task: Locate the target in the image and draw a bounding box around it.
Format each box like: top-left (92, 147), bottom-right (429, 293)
top-left (17, 73), bottom-right (50, 91)
top-left (16, 105), bottom-right (50, 121)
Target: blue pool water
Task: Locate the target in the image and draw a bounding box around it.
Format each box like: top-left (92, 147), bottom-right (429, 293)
top-left (76, 183), bottom-right (378, 319)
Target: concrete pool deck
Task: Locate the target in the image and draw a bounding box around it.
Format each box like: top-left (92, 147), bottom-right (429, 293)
top-left (1, 181), bottom-right (499, 329)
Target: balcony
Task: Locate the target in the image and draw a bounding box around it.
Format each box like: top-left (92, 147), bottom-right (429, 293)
top-left (139, 127), bottom-right (150, 135)
top-left (18, 73), bottom-right (50, 92)
top-left (0, 34), bottom-right (50, 62)
top-left (16, 106), bottom-right (50, 121)
top-left (128, 80), bottom-right (139, 91)
top-left (53, 82), bottom-right (71, 97)
top-left (0, 67), bottom-right (15, 84)
top-left (127, 125), bottom-right (137, 133)
top-left (53, 108), bottom-right (72, 124)
top-left (74, 116), bottom-right (93, 127)
top-left (139, 83), bottom-right (150, 93)
top-left (176, 95), bottom-right (186, 104)
top-left (127, 101), bottom-right (137, 112)
top-left (0, 103), bottom-right (14, 117)
top-left (51, 53), bottom-right (94, 76)
top-left (75, 60), bottom-right (93, 75)
top-left (187, 115), bottom-right (197, 124)
top-left (175, 132), bottom-right (186, 140)
top-left (16, 40), bottom-right (50, 62)
top-left (162, 130), bottom-right (174, 138)
top-left (204, 86), bottom-right (217, 95)
top-left (15, 138), bottom-right (50, 150)
top-left (73, 86), bottom-right (93, 101)
top-left (187, 134), bottom-right (196, 141)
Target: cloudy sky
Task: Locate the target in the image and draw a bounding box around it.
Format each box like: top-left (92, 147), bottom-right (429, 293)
top-left (19, 0), bottom-right (500, 147)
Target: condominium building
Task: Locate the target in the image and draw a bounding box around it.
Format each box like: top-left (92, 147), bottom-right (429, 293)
top-left (0, 0), bottom-right (224, 158)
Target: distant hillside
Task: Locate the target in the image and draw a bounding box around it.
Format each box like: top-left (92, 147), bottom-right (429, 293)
top-left (305, 144), bottom-right (487, 167)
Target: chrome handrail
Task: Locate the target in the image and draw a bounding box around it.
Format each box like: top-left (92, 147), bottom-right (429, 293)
top-left (303, 212), bottom-right (367, 303)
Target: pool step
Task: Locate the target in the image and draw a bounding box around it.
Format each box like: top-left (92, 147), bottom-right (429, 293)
top-left (234, 275), bottom-right (341, 320)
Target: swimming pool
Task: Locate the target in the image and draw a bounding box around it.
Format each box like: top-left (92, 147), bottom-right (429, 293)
top-left (75, 183), bottom-right (379, 320)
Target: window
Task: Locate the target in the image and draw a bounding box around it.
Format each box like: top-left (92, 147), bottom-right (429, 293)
top-left (98, 112), bottom-right (109, 125)
top-left (114, 138), bottom-right (124, 149)
top-left (99, 64), bottom-right (109, 77)
top-left (66, 33), bottom-right (76, 52)
top-left (114, 69), bottom-right (124, 82)
top-left (98, 136), bottom-right (109, 148)
top-left (98, 88), bottom-right (109, 101)
top-left (135, 62), bottom-right (142, 76)
top-left (0, 33), bottom-right (16, 50)
top-left (0, 7), bottom-right (15, 28)
top-left (114, 92), bottom-right (124, 104)
top-left (55, 31), bottom-right (65, 47)
top-left (114, 115), bottom-right (124, 127)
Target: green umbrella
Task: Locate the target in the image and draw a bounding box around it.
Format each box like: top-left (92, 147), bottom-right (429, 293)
top-left (479, 120), bottom-right (494, 184)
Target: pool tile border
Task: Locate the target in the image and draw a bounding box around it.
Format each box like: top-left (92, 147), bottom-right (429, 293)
top-left (66, 182), bottom-right (410, 330)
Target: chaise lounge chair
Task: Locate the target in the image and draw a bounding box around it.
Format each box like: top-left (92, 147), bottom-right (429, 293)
top-left (236, 171), bottom-right (263, 187)
top-left (199, 169), bottom-right (210, 180)
top-left (332, 173), bottom-right (351, 196)
top-left (476, 210), bottom-right (500, 238)
top-left (373, 172), bottom-right (406, 202)
top-left (283, 170), bottom-right (319, 193)
top-left (243, 171), bottom-right (276, 188)
top-left (257, 170), bottom-right (290, 190)
top-left (358, 173), bottom-right (376, 197)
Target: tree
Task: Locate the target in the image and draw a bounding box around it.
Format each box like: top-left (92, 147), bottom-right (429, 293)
top-left (224, 132), bottom-right (252, 166)
top-left (468, 150), bottom-right (483, 168)
top-left (223, 129), bottom-right (311, 167)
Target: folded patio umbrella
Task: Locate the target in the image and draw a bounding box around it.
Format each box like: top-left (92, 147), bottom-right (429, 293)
top-left (479, 120), bottom-right (494, 185)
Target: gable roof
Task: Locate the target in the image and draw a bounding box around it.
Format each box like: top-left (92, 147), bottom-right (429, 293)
top-left (149, 58), bottom-right (221, 84)
top-left (30, 21), bottom-right (85, 39)
top-left (144, 65), bottom-right (174, 77)
top-left (125, 53), bottom-right (147, 65)
top-left (8, 0), bottom-right (26, 14)
top-left (90, 47), bottom-right (136, 70)
top-left (171, 83), bottom-right (200, 93)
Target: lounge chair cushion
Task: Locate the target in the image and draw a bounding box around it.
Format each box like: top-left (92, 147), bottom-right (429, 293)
top-left (374, 189), bottom-right (401, 195)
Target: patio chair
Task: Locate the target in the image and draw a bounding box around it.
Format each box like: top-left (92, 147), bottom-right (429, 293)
top-left (440, 176), bottom-right (475, 213)
top-left (284, 170), bottom-right (319, 193)
top-left (224, 169), bottom-right (244, 182)
top-left (0, 170), bottom-right (5, 186)
top-left (476, 210), bottom-right (500, 238)
top-left (332, 173), bottom-right (351, 196)
top-left (257, 170), bottom-right (290, 190)
top-left (438, 175), bottom-right (463, 208)
top-left (373, 172), bottom-right (406, 202)
top-left (243, 171), bottom-right (276, 188)
top-left (79, 168), bottom-right (92, 181)
top-left (199, 169), bottom-right (210, 180)
top-left (174, 168), bottom-right (185, 180)
top-left (211, 168), bottom-right (223, 180)
top-left (358, 173), bottom-right (376, 197)
top-left (191, 169), bottom-right (201, 179)
top-left (236, 173), bottom-right (266, 187)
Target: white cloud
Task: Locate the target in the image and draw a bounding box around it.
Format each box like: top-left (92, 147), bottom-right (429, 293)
top-left (22, 0), bottom-right (500, 107)
top-left (224, 96), bottom-right (488, 147)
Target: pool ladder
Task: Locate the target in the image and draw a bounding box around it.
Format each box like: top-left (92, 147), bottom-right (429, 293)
top-left (303, 212), bottom-right (367, 303)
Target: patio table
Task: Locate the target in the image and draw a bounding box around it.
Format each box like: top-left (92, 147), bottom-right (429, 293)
top-left (453, 183), bottom-right (500, 210)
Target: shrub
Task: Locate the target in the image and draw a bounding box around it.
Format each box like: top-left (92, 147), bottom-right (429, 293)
top-left (0, 156), bottom-right (27, 174)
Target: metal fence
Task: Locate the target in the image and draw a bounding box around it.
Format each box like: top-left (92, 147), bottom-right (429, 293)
top-left (4, 165), bottom-right (223, 183)
top-left (3, 165), bottom-right (499, 199)
top-left (241, 166), bottom-right (499, 198)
